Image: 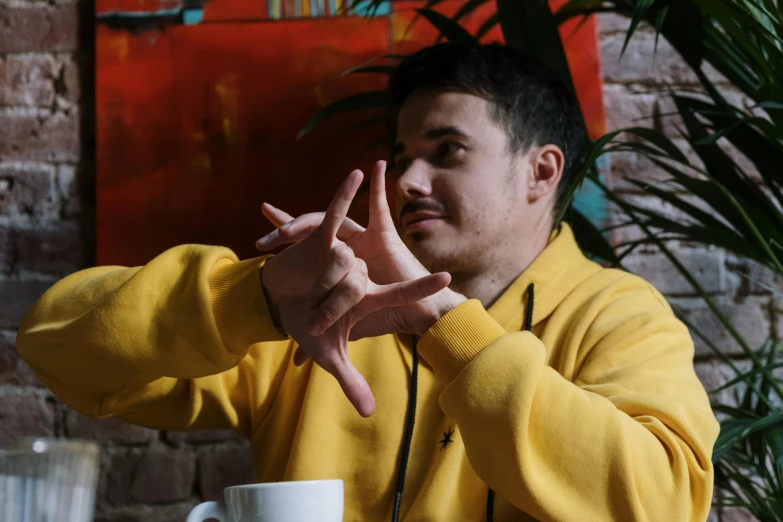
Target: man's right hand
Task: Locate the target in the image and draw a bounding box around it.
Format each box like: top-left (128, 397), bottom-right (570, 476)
top-left (259, 162), bottom-right (467, 341)
top-left (261, 170), bottom-right (450, 417)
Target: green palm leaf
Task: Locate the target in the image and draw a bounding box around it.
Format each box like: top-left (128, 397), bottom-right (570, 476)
top-left (567, 207), bottom-right (620, 265)
top-left (475, 13), bottom-right (499, 40)
top-left (415, 8), bottom-right (477, 44)
top-left (714, 411), bottom-right (783, 464)
top-left (496, 0), bottom-right (575, 92)
top-left (453, 0), bottom-right (491, 23)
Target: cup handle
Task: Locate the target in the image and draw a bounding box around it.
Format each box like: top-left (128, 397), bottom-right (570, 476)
top-left (186, 501), bottom-right (227, 522)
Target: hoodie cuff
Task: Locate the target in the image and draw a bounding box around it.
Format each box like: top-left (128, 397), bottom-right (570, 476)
top-left (209, 255), bottom-right (289, 354)
top-left (418, 299), bottom-right (507, 384)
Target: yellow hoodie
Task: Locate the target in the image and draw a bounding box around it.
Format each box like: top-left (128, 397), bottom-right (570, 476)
top-left (17, 224), bottom-right (718, 521)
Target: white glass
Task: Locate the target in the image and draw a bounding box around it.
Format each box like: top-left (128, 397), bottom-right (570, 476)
top-left (0, 439), bottom-right (100, 522)
top-left (187, 480), bottom-right (344, 522)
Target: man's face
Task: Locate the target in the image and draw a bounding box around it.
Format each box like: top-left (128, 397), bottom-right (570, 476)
top-left (392, 90), bottom-right (537, 278)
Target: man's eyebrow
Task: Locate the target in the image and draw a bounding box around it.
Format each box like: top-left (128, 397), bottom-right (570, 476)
top-left (392, 126), bottom-right (472, 158)
top-left (425, 125), bottom-right (471, 140)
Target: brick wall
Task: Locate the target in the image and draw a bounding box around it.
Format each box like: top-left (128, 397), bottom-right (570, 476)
top-left (600, 14), bottom-right (775, 522)
top-left (0, 5), bottom-right (767, 522)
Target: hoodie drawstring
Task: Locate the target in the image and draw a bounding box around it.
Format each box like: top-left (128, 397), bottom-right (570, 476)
top-left (392, 282), bottom-right (535, 522)
top-left (392, 335), bottom-right (420, 522)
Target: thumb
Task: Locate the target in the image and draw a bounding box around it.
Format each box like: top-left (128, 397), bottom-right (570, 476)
top-left (348, 309), bottom-right (400, 341)
top-left (368, 160), bottom-right (396, 230)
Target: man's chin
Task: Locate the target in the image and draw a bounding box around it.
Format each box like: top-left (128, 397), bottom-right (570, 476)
top-left (405, 236), bottom-right (455, 273)
top-left (403, 229), bottom-right (437, 252)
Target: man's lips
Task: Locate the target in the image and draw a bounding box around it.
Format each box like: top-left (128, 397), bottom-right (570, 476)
top-left (401, 211), bottom-right (448, 232)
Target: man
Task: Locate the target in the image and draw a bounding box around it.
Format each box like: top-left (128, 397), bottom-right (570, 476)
top-left (18, 43), bottom-right (718, 521)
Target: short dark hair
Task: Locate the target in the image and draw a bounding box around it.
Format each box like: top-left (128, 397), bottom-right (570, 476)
top-left (389, 42), bottom-right (588, 218)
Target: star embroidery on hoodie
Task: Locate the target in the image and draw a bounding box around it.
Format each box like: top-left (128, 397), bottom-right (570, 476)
top-left (439, 427), bottom-right (455, 451)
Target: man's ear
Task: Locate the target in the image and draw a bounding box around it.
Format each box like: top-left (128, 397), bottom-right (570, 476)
top-left (526, 144), bottom-right (564, 203)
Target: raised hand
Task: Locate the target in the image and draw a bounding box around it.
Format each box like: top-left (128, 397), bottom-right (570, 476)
top-left (260, 170), bottom-right (451, 417)
top-left (258, 161), bottom-right (466, 341)
top-left (261, 161), bottom-right (431, 283)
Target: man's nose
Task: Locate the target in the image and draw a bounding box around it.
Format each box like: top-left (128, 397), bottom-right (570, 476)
top-left (395, 160), bottom-right (433, 202)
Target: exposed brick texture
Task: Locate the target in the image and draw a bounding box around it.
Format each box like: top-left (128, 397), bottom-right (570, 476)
top-left (0, 330), bottom-right (40, 386)
top-left (600, 31), bottom-right (701, 86)
top-left (673, 296), bottom-right (772, 358)
top-left (726, 253), bottom-right (783, 297)
top-left (0, 55), bottom-right (59, 108)
top-left (0, 392), bottom-right (55, 443)
top-left (721, 507), bottom-right (758, 522)
top-left (56, 163), bottom-right (83, 217)
top-left (103, 447), bottom-right (196, 505)
top-left (166, 429), bottom-right (241, 445)
top-left (93, 502), bottom-right (198, 522)
top-left (197, 442), bottom-right (256, 501)
top-left (0, 109), bottom-right (80, 162)
top-left (0, 279), bottom-right (54, 328)
top-left (66, 410), bottom-right (157, 445)
top-left (13, 221), bottom-right (85, 275)
top-left (0, 162), bottom-right (59, 217)
top-left (603, 84), bottom-right (658, 133)
top-left (598, 13), bottom-right (631, 35)
top-left (622, 248), bottom-right (726, 295)
top-left (0, 6), bottom-right (80, 54)
top-left (695, 360), bottom-right (751, 408)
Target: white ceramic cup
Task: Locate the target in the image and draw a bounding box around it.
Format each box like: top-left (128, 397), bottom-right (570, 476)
top-left (186, 479), bottom-right (344, 522)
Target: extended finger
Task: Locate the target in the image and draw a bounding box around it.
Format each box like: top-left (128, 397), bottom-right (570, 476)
top-left (284, 214), bottom-right (364, 239)
top-left (257, 213), bottom-right (366, 251)
top-left (256, 203), bottom-right (296, 250)
top-left (319, 352), bottom-right (375, 417)
top-left (368, 160), bottom-right (395, 229)
top-left (317, 170), bottom-right (363, 243)
top-left (306, 262), bottom-right (368, 336)
top-left (256, 213), bottom-right (321, 250)
top-left (360, 272), bottom-right (451, 316)
top-left (261, 202), bottom-right (295, 228)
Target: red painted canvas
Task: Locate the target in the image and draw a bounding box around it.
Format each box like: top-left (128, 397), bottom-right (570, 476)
top-left (96, 0), bottom-right (606, 265)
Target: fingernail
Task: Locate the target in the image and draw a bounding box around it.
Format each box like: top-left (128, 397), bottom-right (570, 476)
top-left (280, 221), bottom-right (292, 230)
top-left (256, 235), bottom-right (269, 245)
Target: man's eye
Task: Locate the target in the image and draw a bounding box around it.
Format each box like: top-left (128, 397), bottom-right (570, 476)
top-left (438, 142), bottom-right (461, 157)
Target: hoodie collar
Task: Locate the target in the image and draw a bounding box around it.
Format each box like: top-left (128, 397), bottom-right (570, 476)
top-left (487, 223), bottom-right (602, 332)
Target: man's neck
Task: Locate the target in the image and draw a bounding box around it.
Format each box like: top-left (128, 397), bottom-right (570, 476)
top-left (450, 263), bottom-right (528, 309)
top-left (451, 225), bottom-right (553, 308)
